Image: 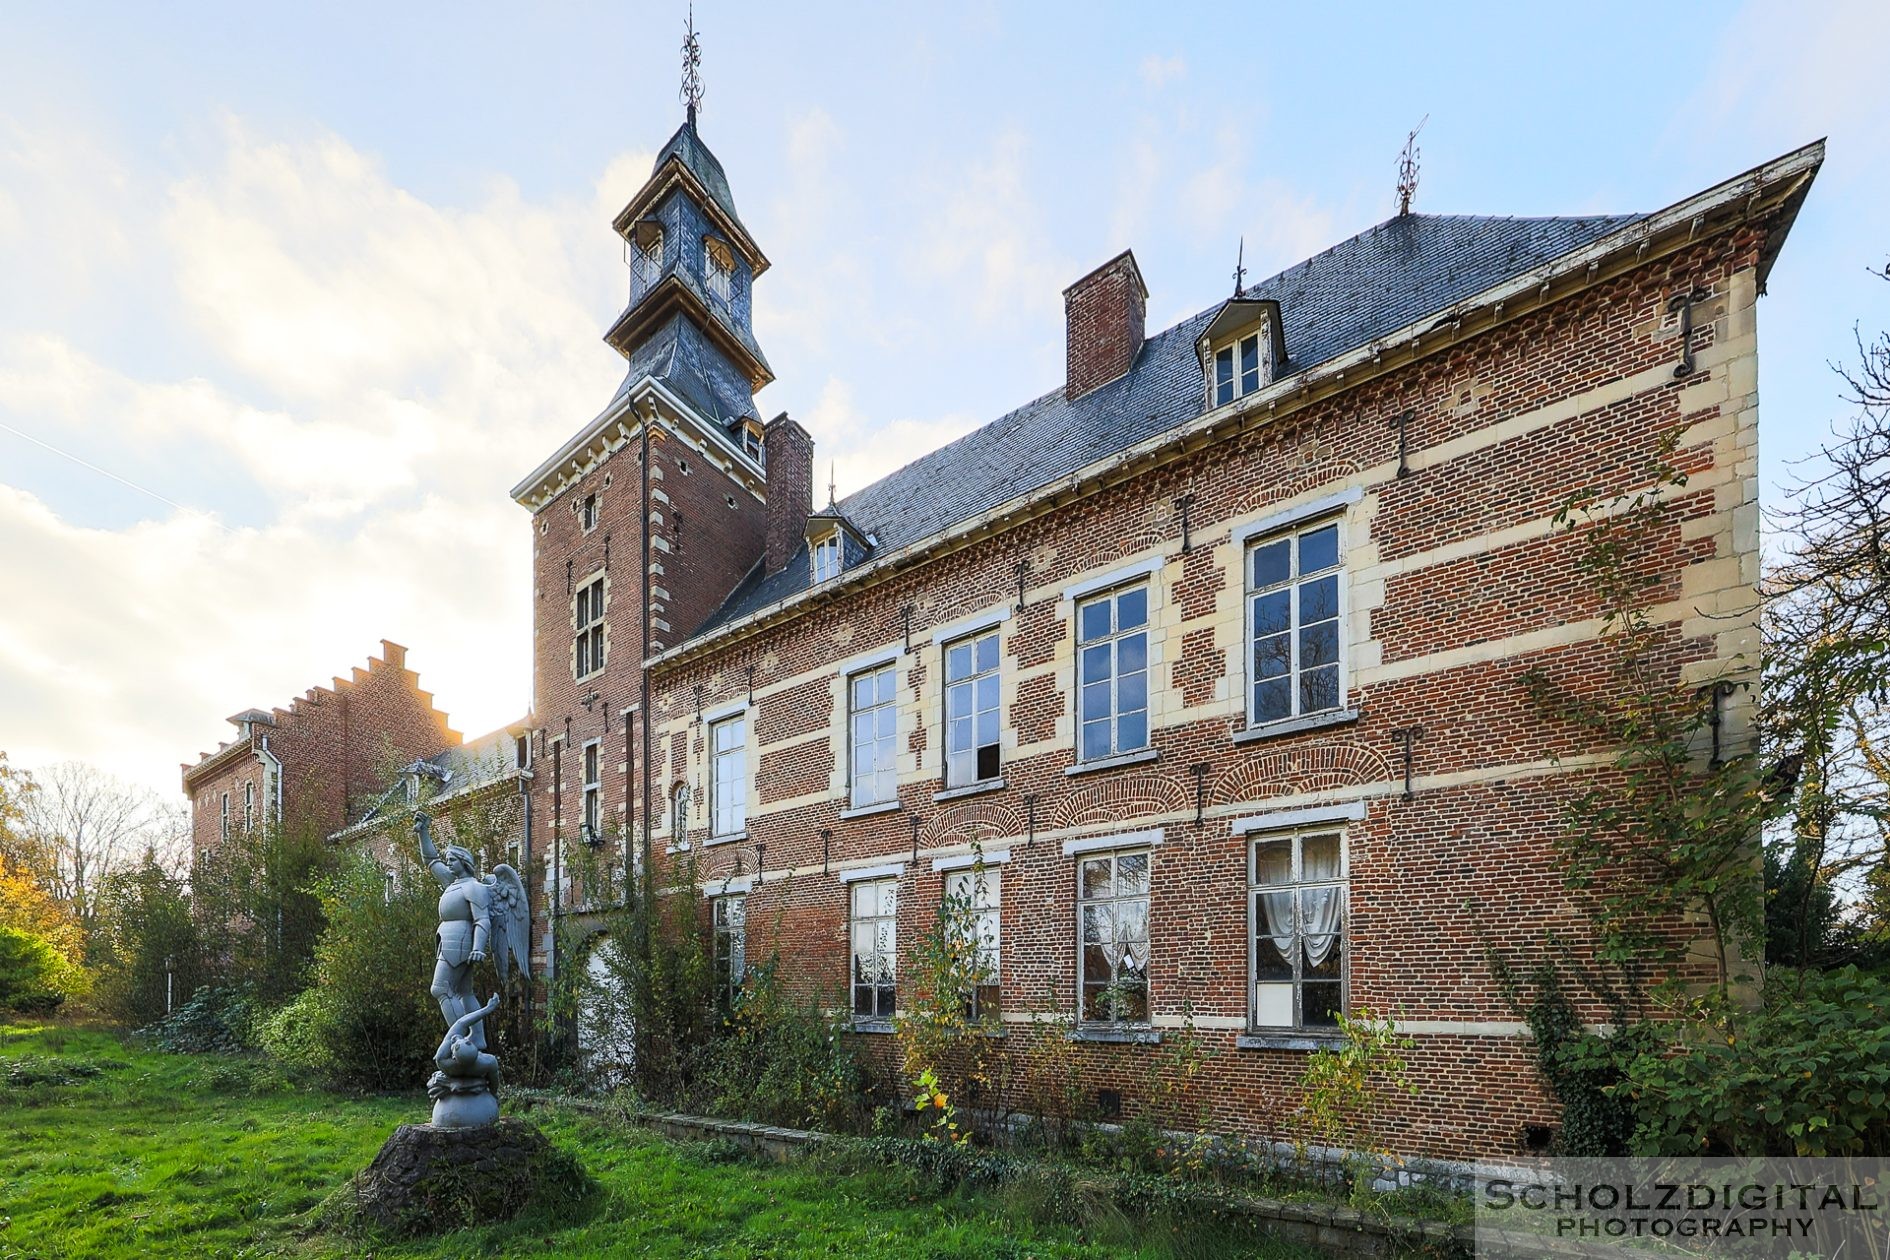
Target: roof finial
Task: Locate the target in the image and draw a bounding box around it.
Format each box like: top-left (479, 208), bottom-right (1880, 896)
top-left (827, 460), bottom-right (837, 508)
top-left (1232, 236), bottom-right (1247, 296)
top-left (1395, 115), bottom-right (1427, 217)
top-left (680, 2), bottom-right (704, 125)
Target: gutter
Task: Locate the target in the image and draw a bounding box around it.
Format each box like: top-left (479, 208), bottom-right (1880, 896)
top-left (646, 139), bottom-right (1824, 672)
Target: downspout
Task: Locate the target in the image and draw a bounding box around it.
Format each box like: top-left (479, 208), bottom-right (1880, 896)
top-left (258, 735), bottom-right (283, 830)
top-left (639, 408), bottom-right (655, 899)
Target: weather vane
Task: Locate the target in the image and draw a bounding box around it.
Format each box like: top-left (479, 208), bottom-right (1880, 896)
top-left (1396, 115), bottom-right (1427, 217)
top-left (681, 2), bottom-right (704, 124)
top-left (1232, 236), bottom-right (1247, 296)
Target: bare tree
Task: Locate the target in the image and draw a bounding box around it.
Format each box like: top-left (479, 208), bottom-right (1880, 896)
top-left (16, 761), bottom-right (185, 937)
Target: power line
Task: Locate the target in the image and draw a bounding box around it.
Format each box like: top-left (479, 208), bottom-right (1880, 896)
top-left (0, 418), bottom-right (226, 529)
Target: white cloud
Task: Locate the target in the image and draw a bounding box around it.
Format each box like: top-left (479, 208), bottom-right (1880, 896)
top-left (801, 377), bottom-right (980, 501)
top-left (1139, 54), bottom-right (1187, 90)
top-left (908, 128), bottom-right (1071, 329)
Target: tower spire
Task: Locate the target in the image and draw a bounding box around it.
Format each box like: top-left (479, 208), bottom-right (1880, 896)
top-left (680, 2), bottom-right (704, 126)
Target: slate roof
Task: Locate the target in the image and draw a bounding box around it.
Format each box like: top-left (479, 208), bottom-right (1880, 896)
top-left (692, 210), bottom-right (1640, 641)
top-left (655, 119), bottom-right (750, 243)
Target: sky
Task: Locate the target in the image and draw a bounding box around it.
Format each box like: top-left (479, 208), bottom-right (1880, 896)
top-left (2, 1), bottom-right (1887, 802)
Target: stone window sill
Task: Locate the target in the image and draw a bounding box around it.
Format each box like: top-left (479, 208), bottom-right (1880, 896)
top-left (1231, 707), bottom-right (1360, 746)
top-left (1236, 1030), bottom-right (1345, 1052)
top-left (663, 842), bottom-right (691, 856)
top-left (838, 800), bottom-right (901, 821)
top-left (1068, 1026), bottom-right (1162, 1045)
top-left (849, 1019), bottom-right (896, 1035)
top-left (1064, 748), bottom-right (1160, 778)
top-left (933, 778), bottom-right (1005, 804)
top-left (702, 830), bottom-right (748, 847)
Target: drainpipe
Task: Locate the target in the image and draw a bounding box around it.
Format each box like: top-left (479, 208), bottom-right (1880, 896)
top-left (257, 735), bottom-right (283, 829)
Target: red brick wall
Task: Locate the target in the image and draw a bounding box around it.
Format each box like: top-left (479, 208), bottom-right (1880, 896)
top-left (615, 224), bottom-right (1767, 1164)
top-left (1065, 252), bottom-right (1148, 399)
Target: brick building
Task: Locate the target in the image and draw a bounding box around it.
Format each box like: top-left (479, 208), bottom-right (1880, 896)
top-left (309, 107), bottom-right (1821, 1165)
top-left (181, 640), bottom-right (461, 850)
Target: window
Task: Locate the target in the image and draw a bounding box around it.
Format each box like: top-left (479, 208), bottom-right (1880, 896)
top-left (811, 531), bottom-right (841, 583)
top-left (515, 734), bottom-right (532, 770)
top-left (631, 220), bottom-right (664, 291)
top-left (1246, 518), bottom-right (1343, 724)
top-left (1209, 330), bottom-right (1266, 407)
top-left (850, 877), bottom-right (898, 1021)
top-left (1078, 849), bottom-right (1150, 1024)
top-left (849, 664), bottom-right (899, 808)
top-left (739, 419), bottom-right (764, 465)
top-left (242, 781), bottom-right (255, 832)
top-left (219, 792), bottom-right (230, 843)
top-left (943, 630), bottom-right (1001, 787)
top-left (944, 866), bottom-right (1000, 1019)
top-left (581, 742), bottom-right (601, 843)
top-left (713, 893), bottom-right (747, 1006)
top-left (1075, 585), bottom-right (1150, 762)
top-left (1250, 829), bottom-right (1346, 1028)
top-left (670, 785), bottom-right (690, 844)
top-left (581, 493), bottom-right (598, 532)
top-left (704, 236), bottom-right (734, 304)
top-left (575, 575), bottom-right (606, 679)
top-left (709, 715), bottom-right (746, 837)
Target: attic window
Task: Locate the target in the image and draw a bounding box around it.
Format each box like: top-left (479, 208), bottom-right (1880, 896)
top-left (632, 221), bottom-right (664, 289)
top-left (737, 417), bottom-right (764, 465)
top-left (1209, 331), bottom-right (1266, 407)
top-left (704, 236), bottom-right (735, 304)
top-left (811, 530), bottom-right (842, 583)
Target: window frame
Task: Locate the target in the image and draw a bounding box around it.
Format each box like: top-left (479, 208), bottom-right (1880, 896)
top-left (1247, 826), bottom-right (1348, 1031)
top-left (943, 865), bottom-right (1001, 1020)
top-left (1243, 514), bottom-right (1347, 728)
top-left (1075, 847), bottom-right (1153, 1027)
top-left (1206, 328), bottom-right (1267, 408)
top-left (703, 235), bottom-right (735, 304)
top-left (708, 713), bottom-right (747, 838)
top-left (575, 574), bottom-right (607, 681)
top-left (581, 740), bottom-right (602, 843)
top-left (580, 493), bottom-right (598, 532)
top-left (847, 663), bottom-right (899, 809)
top-left (219, 792), bottom-right (229, 843)
top-left (1074, 583), bottom-right (1152, 764)
top-left (849, 876), bottom-right (899, 1023)
top-left (811, 530), bottom-right (842, 583)
top-left (242, 781), bottom-right (255, 832)
top-left (942, 628), bottom-right (1002, 788)
top-left (712, 892), bottom-right (747, 1007)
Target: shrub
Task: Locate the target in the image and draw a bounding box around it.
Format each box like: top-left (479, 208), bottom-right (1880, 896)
top-left (90, 855), bottom-right (197, 1025)
top-left (256, 851), bottom-right (439, 1091)
top-left (139, 984), bottom-right (263, 1054)
top-left (0, 924), bottom-right (84, 1012)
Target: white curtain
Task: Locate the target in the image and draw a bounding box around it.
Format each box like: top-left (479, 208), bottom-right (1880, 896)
top-left (1301, 887), bottom-right (1342, 968)
top-left (1261, 890), bottom-right (1295, 960)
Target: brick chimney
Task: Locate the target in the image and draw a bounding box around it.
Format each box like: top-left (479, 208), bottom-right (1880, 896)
top-left (762, 413), bottom-right (814, 576)
top-left (1064, 250), bottom-right (1148, 400)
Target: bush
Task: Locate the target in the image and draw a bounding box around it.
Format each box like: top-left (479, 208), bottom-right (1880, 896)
top-left (1619, 967), bottom-right (1890, 1156)
top-left (256, 852), bottom-right (440, 1091)
top-left (0, 923), bottom-right (84, 1012)
top-left (139, 984), bottom-right (263, 1054)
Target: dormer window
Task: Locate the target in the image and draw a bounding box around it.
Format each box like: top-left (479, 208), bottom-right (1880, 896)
top-left (1200, 298), bottom-right (1285, 411)
top-left (737, 417), bottom-right (765, 465)
top-left (811, 530), bottom-right (842, 583)
top-left (704, 236), bottom-right (735, 304)
top-left (1212, 332), bottom-right (1265, 406)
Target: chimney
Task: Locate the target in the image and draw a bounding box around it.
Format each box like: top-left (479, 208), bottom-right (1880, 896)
top-left (1064, 250), bottom-right (1148, 400)
top-left (762, 413), bottom-right (814, 576)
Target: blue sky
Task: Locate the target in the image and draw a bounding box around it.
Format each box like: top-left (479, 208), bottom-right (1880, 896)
top-left (2, 1), bottom-right (1885, 799)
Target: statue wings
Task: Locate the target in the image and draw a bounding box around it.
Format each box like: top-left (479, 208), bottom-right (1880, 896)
top-left (485, 864), bottom-right (532, 986)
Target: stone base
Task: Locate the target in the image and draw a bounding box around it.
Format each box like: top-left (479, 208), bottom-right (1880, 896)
top-left (324, 1117), bottom-right (589, 1238)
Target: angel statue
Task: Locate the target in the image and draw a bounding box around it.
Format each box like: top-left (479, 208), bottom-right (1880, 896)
top-left (415, 810), bottom-right (529, 1060)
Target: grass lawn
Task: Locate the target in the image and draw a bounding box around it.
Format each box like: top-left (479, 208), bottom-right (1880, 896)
top-left (0, 1021), bottom-right (1324, 1259)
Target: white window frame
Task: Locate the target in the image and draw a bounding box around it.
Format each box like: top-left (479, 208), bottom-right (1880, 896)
top-left (580, 492), bottom-right (598, 532)
top-left (848, 663), bottom-right (899, 809)
top-left (1248, 826), bottom-right (1348, 1030)
top-left (1244, 514), bottom-right (1346, 727)
top-left (670, 784), bottom-right (690, 845)
top-left (219, 792), bottom-right (229, 843)
top-left (942, 628), bottom-right (1002, 788)
top-left (1206, 328), bottom-right (1267, 408)
top-left (811, 530), bottom-right (842, 583)
top-left (713, 892), bottom-right (747, 1005)
top-left (242, 781), bottom-right (255, 832)
top-left (709, 713), bottom-right (747, 837)
top-left (849, 876), bottom-right (898, 1023)
top-left (575, 574), bottom-right (606, 680)
top-left (631, 221), bottom-right (664, 291)
top-left (1076, 847), bottom-right (1152, 1027)
top-left (944, 865), bottom-right (1000, 1019)
top-left (1074, 583), bottom-right (1151, 764)
top-left (581, 740), bottom-right (602, 843)
top-left (704, 236), bottom-right (734, 304)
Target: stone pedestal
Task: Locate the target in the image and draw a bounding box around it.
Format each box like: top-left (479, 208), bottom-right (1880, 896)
top-left (327, 1118), bottom-right (582, 1238)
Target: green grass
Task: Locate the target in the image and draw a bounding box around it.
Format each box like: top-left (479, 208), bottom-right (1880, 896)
top-left (0, 1022), bottom-right (1321, 1259)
